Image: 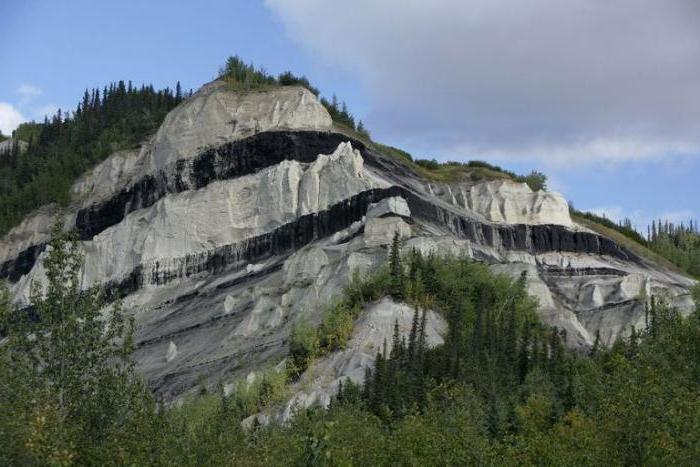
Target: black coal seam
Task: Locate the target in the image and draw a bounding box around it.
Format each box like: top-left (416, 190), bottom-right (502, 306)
top-left (1, 127), bottom-right (639, 284)
top-left (75, 131), bottom-right (364, 241)
top-left (537, 266), bottom-right (628, 277)
top-left (576, 298), bottom-right (640, 315)
top-left (0, 131), bottom-right (366, 282)
top-left (103, 186), bottom-right (405, 299)
top-left (396, 188), bottom-right (640, 263)
top-left (0, 242), bottom-right (47, 282)
top-left (102, 186), bottom-right (639, 300)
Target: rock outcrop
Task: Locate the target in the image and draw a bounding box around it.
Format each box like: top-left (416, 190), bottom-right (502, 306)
top-left (0, 138), bottom-right (28, 156)
top-left (245, 298), bottom-right (447, 425)
top-left (0, 80), bottom-right (694, 404)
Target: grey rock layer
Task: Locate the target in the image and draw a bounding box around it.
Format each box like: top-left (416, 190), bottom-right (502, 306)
top-left (0, 83), bottom-right (694, 402)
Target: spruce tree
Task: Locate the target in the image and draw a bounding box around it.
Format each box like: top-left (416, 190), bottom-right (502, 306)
top-left (389, 230), bottom-right (404, 299)
top-left (390, 319), bottom-right (401, 359)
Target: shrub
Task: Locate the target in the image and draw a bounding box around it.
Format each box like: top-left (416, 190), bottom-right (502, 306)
top-left (318, 303), bottom-right (356, 352)
top-left (522, 170), bottom-right (547, 192)
top-left (415, 158), bottom-right (440, 170)
top-left (289, 319), bottom-right (320, 375)
top-left (230, 367), bottom-right (289, 416)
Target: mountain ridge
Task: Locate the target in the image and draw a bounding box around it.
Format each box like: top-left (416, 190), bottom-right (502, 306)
top-left (0, 79), bottom-right (694, 402)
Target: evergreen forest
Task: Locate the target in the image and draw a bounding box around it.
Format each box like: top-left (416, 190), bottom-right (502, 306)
top-left (1, 228), bottom-right (699, 465)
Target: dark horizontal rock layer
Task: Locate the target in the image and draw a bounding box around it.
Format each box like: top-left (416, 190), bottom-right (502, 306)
top-left (102, 185), bottom-right (638, 299)
top-left (1, 131), bottom-right (366, 281)
top-left (1, 130), bottom-right (638, 285)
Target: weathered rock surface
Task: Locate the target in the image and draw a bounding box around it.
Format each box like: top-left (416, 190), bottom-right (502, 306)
top-left (0, 138), bottom-right (28, 155)
top-left (149, 82), bottom-right (332, 172)
top-left (0, 82), bottom-right (695, 403)
top-left (248, 298), bottom-right (447, 424)
top-left (430, 179), bottom-right (573, 227)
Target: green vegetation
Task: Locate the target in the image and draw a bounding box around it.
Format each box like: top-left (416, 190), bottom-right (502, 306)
top-left (381, 154), bottom-right (549, 191)
top-left (0, 130), bottom-right (8, 142)
top-left (2, 225), bottom-right (700, 465)
top-left (648, 220), bottom-right (700, 277)
top-left (0, 223), bottom-right (151, 465)
top-left (571, 208), bottom-right (648, 246)
top-left (0, 81), bottom-right (184, 235)
top-left (228, 367), bottom-right (290, 417)
top-left (289, 269), bottom-right (390, 375)
top-left (572, 209), bottom-right (700, 278)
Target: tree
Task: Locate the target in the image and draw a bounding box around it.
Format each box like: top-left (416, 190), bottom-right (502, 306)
top-left (389, 230), bottom-right (404, 299)
top-left (0, 222), bottom-right (149, 463)
top-left (523, 170), bottom-right (547, 192)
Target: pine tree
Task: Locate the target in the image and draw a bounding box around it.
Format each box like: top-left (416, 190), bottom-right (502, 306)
top-left (591, 329), bottom-right (601, 356)
top-left (408, 307), bottom-right (420, 360)
top-left (389, 230), bottom-right (404, 299)
top-left (390, 319), bottom-right (401, 359)
top-left (518, 320), bottom-right (531, 382)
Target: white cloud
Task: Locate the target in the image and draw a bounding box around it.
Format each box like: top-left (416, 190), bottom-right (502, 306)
top-left (267, 0), bottom-right (700, 164)
top-left (18, 83), bottom-right (42, 101)
top-left (0, 102), bottom-right (25, 135)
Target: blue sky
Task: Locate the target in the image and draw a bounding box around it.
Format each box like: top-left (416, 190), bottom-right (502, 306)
top-left (1, 0), bottom-right (698, 232)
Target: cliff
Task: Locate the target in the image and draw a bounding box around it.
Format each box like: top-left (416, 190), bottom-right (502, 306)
top-left (0, 80), bottom-right (694, 402)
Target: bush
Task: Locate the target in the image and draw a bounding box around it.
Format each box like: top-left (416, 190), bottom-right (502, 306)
top-left (318, 303), bottom-right (356, 352)
top-left (415, 158), bottom-right (440, 170)
top-left (230, 367), bottom-right (289, 416)
top-left (522, 170), bottom-right (547, 192)
top-left (289, 319), bottom-right (319, 375)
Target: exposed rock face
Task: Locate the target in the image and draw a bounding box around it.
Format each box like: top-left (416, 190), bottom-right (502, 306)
top-left (0, 81), bottom-right (694, 403)
top-left (0, 138), bottom-right (28, 155)
top-left (148, 82), bottom-right (332, 172)
top-left (429, 179), bottom-right (572, 227)
top-left (248, 298), bottom-right (447, 424)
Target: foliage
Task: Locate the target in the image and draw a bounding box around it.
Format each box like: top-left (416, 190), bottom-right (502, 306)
top-left (522, 170), bottom-right (547, 192)
top-left (647, 219), bottom-right (700, 277)
top-left (0, 81), bottom-right (183, 235)
top-left (2, 228), bottom-right (700, 464)
top-left (371, 142), bottom-right (412, 162)
top-left (218, 55), bottom-right (277, 91)
top-left (573, 210), bottom-right (700, 278)
top-left (229, 367), bottom-right (290, 418)
top-left (571, 208), bottom-right (648, 246)
top-left (0, 223), bottom-right (152, 465)
top-left (288, 319), bottom-right (319, 375)
top-left (292, 268), bottom-right (391, 364)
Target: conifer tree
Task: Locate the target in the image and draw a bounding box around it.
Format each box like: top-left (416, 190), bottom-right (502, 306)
top-left (591, 329), bottom-right (601, 356)
top-left (389, 231), bottom-right (404, 299)
top-left (390, 319), bottom-right (402, 360)
top-left (518, 320), bottom-right (531, 382)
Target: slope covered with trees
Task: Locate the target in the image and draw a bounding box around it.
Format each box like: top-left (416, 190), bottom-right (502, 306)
top-left (648, 220), bottom-right (700, 277)
top-left (0, 82), bottom-right (184, 235)
top-left (1, 227), bottom-right (699, 465)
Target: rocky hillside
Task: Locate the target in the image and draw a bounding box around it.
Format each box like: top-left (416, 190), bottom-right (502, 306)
top-left (0, 79), bottom-right (694, 401)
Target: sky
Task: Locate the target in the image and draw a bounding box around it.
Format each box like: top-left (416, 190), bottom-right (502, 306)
top-left (1, 0), bottom-right (698, 232)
